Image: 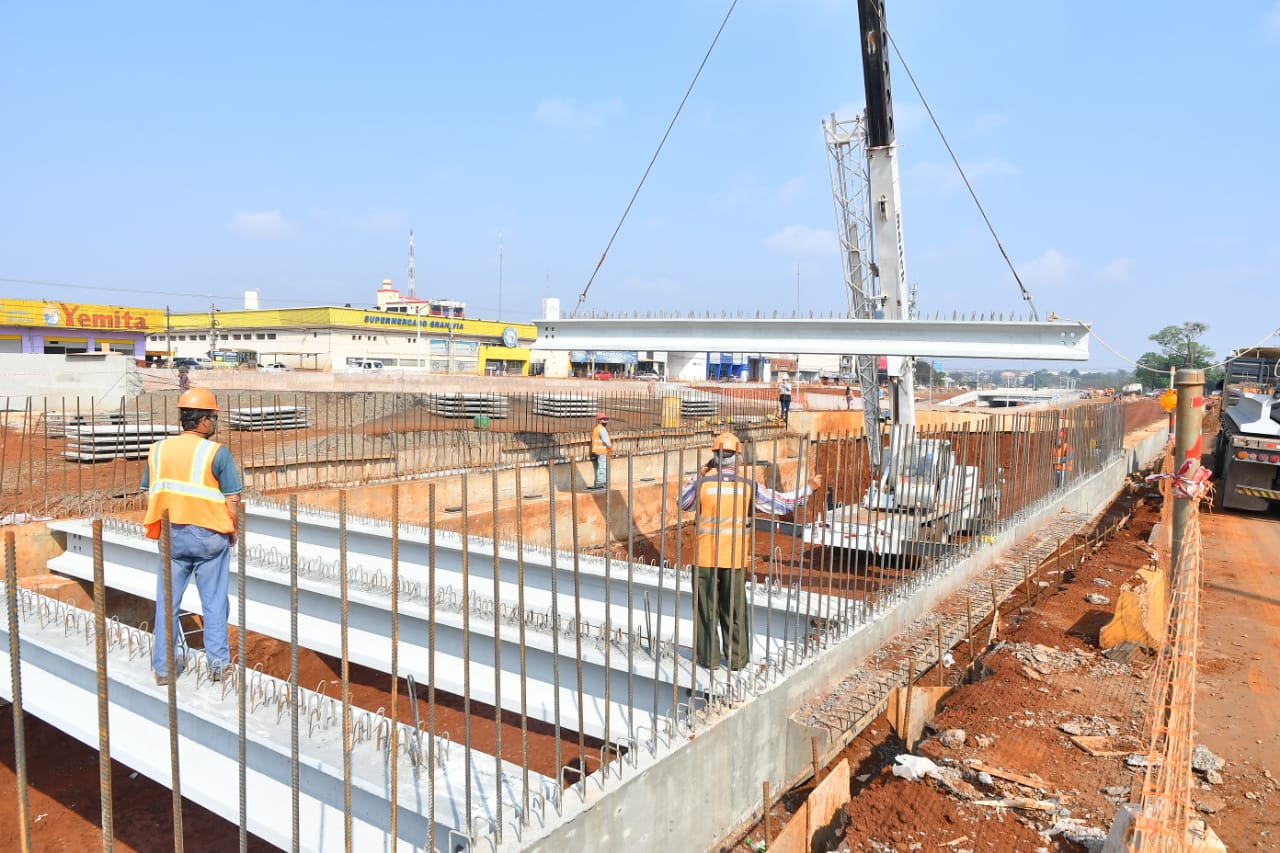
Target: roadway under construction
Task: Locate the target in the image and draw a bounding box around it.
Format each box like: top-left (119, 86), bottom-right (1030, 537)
top-left (0, 374), bottom-right (1172, 851)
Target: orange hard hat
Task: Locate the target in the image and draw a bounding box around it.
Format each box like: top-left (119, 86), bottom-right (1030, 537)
top-left (596, 412), bottom-right (609, 421)
top-left (176, 388), bottom-right (219, 411)
top-left (711, 432), bottom-right (742, 454)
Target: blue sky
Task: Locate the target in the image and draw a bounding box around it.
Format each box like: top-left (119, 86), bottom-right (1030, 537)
top-left (4, 1), bottom-right (1279, 371)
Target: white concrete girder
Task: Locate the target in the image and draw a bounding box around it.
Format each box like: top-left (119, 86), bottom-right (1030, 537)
top-left (0, 584), bottom-right (541, 852)
top-left (50, 515), bottom-right (838, 744)
top-left (533, 317), bottom-right (1090, 360)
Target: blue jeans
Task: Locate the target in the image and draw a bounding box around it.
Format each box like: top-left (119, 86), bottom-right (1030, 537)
top-left (594, 453), bottom-right (608, 488)
top-left (152, 524), bottom-right (232, 676)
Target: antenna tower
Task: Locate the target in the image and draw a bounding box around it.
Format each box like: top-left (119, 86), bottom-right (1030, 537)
top-left (407, 228), bottom-right (417, 298)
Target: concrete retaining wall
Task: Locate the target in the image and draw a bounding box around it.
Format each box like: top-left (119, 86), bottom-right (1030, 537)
top-left (0, 353), bottom-right (141, 411)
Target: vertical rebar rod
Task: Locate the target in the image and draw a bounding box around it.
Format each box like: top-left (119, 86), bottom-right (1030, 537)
top-left (652, 451), bottom-right (669, 749)
top-left (547, 468), bottom-right (563, 812)
top-left (236, 502), bottom-right (248, 853)
top-left (160, 513), bottom-right (184, 852)
top-left (5, 531), bottom-right (33, 853)
top-left (460, 475), bottom-right (473, 826)
top-left (91, 519), bottom-right (115, 852)
top-left (569, 471), bottom-right (587, 793)
top-left (289, 496), bottom-right (300, 853)
top-left (426, 484), bottom-right (438, 852)
top-left (672, 446), bottom-right (684, 712)
top-left (489, 469), bottom-right (503, 841)
top-left (338, 491), bottom-right (352, 853)
top-left (514, 466), bottom-right (530, 821)
top-left (389, 484), bottom-right (401, 846)
top-left (624, 454), bottom-right (636, 764)
top-left (602, 466), bottom-right (613, 766)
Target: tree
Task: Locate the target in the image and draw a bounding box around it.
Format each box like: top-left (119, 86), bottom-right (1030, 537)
top-left (1148, 322), bottom-right (1214, 369)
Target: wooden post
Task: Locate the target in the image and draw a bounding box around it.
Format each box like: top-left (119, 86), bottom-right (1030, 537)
top-left (937, 625), bottom-right (945, 686)
top-left (763, 781), bottom-right (771, 845)
top-left (903, 656), bottom-right (916, 751)
top-left (966, 597), bottom-right (974, 664)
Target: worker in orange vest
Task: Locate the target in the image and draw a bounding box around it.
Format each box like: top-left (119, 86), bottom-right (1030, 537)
top-left (1054, 429), bottom-right (1074, 489)
top-left (589, 412), bottom-right (612, 490)
top-left (678, 432), bottom-right (822, 670)
top-left (142, 388), bottom-right (243, 686)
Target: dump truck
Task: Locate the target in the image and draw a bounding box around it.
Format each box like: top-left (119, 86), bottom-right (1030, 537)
top-left (1213, 346), bottom-right (1280, 511)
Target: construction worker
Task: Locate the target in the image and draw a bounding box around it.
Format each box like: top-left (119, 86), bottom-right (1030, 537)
top-left (678, 432), bottom-right (822, 671)
top-left (589, 412), bottom-right (612, 490)
top-left (778, 374), bottom-right (793, 421)
top-left (1054, 429), bottom-right (1074, 489)
top-left (143, 388), bottom-right (242, 686)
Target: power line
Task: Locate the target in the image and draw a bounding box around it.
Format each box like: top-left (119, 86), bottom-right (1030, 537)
top-left (574, 0), bottom-right (740, 316)
top-left (870, 5), bottom-right (1039, 320)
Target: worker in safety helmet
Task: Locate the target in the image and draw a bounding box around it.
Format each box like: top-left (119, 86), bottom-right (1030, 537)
top-left (678, 432), bottom-right (823, 671)
top-left (589, 413), bottom-right (612, 490)
top-left (1054, 429), bottom-right (1074, 489)
top-left (142, 388), bottom-right (243, 686)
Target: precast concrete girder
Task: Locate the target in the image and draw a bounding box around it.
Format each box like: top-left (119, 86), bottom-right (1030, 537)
top-left (533, 317), bottom-right (1091, 360)
top-left (0, 584), bottom-right (543, 852)
top-left (244, 501), bottom-right (820, 643)
top-left (51, 516), bottom-right (844, 744)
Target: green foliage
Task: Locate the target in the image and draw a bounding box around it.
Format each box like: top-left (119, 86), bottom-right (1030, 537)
top-left (1148, 322), bottom-right (1215, 369)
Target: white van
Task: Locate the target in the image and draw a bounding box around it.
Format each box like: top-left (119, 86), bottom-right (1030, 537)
top-left (352, 359), bottom-right (384, 371)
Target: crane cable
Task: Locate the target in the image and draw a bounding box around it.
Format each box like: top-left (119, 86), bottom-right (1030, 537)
top-left (871, 5), bottom-right (1039, 321)
top-left (573, 0), bottom-right (740, 317)
top-left (1056, 317), bottom-right (1280, 374)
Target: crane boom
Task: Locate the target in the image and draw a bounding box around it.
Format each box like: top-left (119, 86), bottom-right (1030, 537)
top-left (857, 0), bottom-right (915, 429)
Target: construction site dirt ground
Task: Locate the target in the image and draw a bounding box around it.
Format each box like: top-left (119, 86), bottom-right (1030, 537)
top-left (720, 481), bottom-right (1280, 851)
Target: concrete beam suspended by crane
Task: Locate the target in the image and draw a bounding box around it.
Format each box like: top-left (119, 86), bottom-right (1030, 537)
top-left (533, 317), bottom-right (1091, 361)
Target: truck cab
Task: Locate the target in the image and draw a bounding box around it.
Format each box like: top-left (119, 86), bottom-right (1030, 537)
top-left (1213, 347), bottom-right (1280, 511)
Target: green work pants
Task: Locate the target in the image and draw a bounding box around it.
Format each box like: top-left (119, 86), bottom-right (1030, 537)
top-left (695, 566), bottom-right (751, 670)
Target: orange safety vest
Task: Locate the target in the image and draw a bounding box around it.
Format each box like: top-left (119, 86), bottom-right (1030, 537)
top-left (1054, 442), bottom-right (1074, 472)
top-left (694, 473), bottom-right (755, 569)
top-left (142, 432), bottom-right (235, 540)
top-left (591, 424), bottom-right (610, 456)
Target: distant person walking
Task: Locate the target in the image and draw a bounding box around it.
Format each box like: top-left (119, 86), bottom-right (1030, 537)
top-left (177, 366), bottom-right (190, 392)
top-left (143, 388), bottom-right (242, 686)
top-left (845, 384), bottom-right (854, 410)
top-left (778, 375), bottom-right (793, 421)
top-left (589, 412), bottom-right (612, 490)
top-left (678, 432), bottom-right (821, 671)
top-left (1054, 429), bottom-right (1074, 489)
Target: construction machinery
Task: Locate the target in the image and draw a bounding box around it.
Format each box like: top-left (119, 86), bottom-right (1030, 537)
top-left (1213, 346), bottom-right (1280, 511)
top-left (805, 0), bottom-right (999, 556)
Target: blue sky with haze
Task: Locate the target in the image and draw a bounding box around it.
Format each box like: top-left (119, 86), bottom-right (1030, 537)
top-left (4, 1), bottom-right (1278, 371)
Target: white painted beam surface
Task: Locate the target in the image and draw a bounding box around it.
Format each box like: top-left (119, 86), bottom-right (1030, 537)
top-left (533, 317), bottom-right (1091, 360)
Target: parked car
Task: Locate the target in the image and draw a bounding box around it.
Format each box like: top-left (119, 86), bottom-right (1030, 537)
top-left (258, 362), bottom-right (290, 371)
top-left (592, 370), bottom-right (613, 380)
top-left (634, 371), bottom-right (664, 381)
top-left (174, 357), bottom-right (212, 369)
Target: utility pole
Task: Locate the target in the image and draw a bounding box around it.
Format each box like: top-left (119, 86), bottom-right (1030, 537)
top-left (165, 306), bottom-right (172, 367)
top-left (208, 302), bottom-right (217, 358)
top-left (407, 228), bottom-right (417, 298)
top-left (498, 232), bottom-right (504, 322)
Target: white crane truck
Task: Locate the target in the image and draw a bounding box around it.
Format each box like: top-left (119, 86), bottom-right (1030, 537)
top-left (800, 0), bottom-right (997, 557)
top-left (1213, 346), bottom-right (1280, 511)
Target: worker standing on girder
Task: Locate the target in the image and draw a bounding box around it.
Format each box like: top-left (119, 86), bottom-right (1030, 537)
top-left (1054, 429), bottom-right (1074, 489)
top-left (778, 374), bottom-right (793, 421)
top-left (589, 412), bottom-right (612, 490)
top-left (678, 432), bottom-right (822, 671)
top-left (142, 388), bottom-right (242, 686)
